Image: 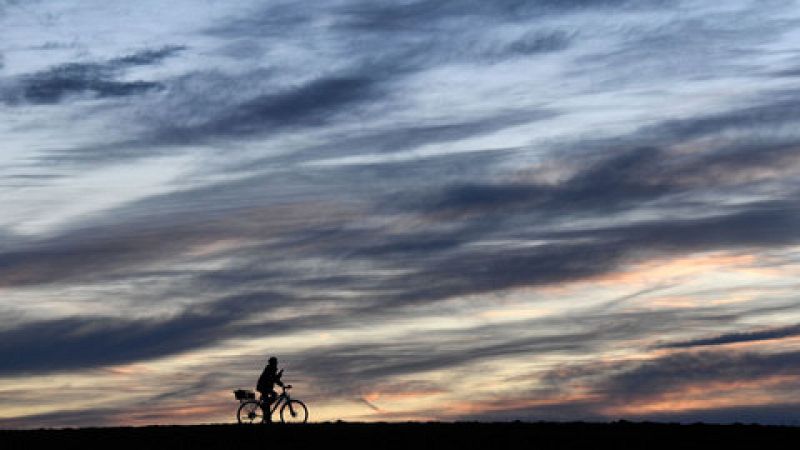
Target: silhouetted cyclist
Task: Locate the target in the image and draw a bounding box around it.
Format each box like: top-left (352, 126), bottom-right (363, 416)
top-left (257, 356), bottom-right (284, 421)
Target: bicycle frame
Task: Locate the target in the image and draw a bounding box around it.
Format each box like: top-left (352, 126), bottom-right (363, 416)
top-left (261, 386), bottom-right (293, 417)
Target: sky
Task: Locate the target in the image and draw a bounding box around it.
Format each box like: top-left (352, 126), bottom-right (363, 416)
top-left (1, 0), bottom-right (800, 428)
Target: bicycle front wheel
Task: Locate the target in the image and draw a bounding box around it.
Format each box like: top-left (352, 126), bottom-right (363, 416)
top-left (237, 400), bottom-right (265, 424)
top-left (279, 400), bottom-right (308, 424)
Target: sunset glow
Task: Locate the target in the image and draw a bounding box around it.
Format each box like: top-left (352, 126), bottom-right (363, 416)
top-left (2, 0), bottom-right (800, 428)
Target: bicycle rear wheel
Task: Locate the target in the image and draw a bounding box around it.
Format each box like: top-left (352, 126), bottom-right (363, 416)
top-left (237, 400), bottom-right (265, 424)
top-left (279, 400), bottom-right (308, 424)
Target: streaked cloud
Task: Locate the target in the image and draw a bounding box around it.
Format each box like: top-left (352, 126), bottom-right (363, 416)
top-left (2, 0), bottom-right (800, 428)
top-left (1, 45), bottom-right (185, 105)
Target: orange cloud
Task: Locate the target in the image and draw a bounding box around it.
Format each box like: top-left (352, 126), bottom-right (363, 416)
top-left (445, 391), bottom-right (598, 417)
top-left (363, 389), bottom-right (445, 404)
top-left (105, 363), bottom-right (153, 376)
top-left (604, 374), bottom-right (800, 416)
top-left (591, 252), bottom-right (758, 286)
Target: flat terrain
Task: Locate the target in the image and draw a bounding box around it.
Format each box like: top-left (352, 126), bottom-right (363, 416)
top-left (2, 422), bottom-right (799, 449)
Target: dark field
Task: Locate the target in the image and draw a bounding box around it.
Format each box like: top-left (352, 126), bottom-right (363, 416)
top-left (2, 422), bottom-right (800, 449)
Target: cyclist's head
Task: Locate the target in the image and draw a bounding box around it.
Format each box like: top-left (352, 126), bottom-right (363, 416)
top-left (268, 356), bottom-right (278, 366)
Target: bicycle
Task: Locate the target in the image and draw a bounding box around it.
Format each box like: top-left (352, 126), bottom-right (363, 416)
top-left (234, 385), bottom-right (309, 424)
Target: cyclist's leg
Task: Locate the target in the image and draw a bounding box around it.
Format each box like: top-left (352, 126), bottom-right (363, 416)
top-left (262, 390), bottom-right (277, 422)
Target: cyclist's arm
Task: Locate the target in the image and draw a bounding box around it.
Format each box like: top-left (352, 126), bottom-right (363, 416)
top-left (276, 369), bottom-right (285, 387)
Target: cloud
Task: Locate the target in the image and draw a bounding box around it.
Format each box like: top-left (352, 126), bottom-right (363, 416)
top-left (423, 147), bottom-right (674, 215)
top-left (283, 305), bottom-right (747, 398)
top-left (4, 0), bottom-right (800, 426)
top-left (454, 348), bottom-right (800, 422)
top-left (0, 223), bottom-right (206, 287)
top-left (0, 258), bottom-right (746, 379)
top-left (629, 402), bottom-right (800, 425)
top-left (337, 199), bottom-right (800, 311)
top-left (657, 323), bottom-right (800, 349)
top-left (771, 67), bottom-right (800, 78)
top-left (505, 30), bottom-right (573, 55)
top-left (271, 108), bottom-right (556, 169)
top-left (29, 70), bottom-right (389, 165)
top-left (192, 76), bottom-right (378, 138)
top-left (109, 45), bottom-right (187, 66)
top-left (0, 315), bottom-right (225, 374)
top-left (573, 5), bottom-right (800, 89)
top-left (424, 136), bottom-right (800, 217)
top-left (2, 147), bottom-right (797, 302)
top-left (337, 0), bottom-right (674, 31)
top-left (0, 194), bottom-right (359, 287)
top-left (0, 291), bottom-right (297, 375)
top-left (546, 348), bottom-right (800, 400)
top-left (0, 0), bottom-right (16, 17)
top-left (0, 186), bottom-right (793, 381)
top-left (0, 405), bottom-right (123, 429)
top-left (2, 84), bottom-right (798, 388)
top-left (1, 45), bottom-right (185, 105)
top-left (291, 331), bottom-right (595, 391)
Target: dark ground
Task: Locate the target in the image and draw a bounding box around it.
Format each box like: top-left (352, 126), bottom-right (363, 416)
top-left (2, 422), bottom-right (799, 449)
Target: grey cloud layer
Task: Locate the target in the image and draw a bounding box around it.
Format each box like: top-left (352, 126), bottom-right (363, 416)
top-left (461, 348), bottom-right (800, 423)
top-left (1, 45), bottom-right (185, 105)
top-left (0, 291), bottom-right (300, 375)
top-left (3, 0), bottom-right (800, 426)
top-left (658, 323), bottom-right (800, 349)
top-left (2, 109), bottom-right (799, 372)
